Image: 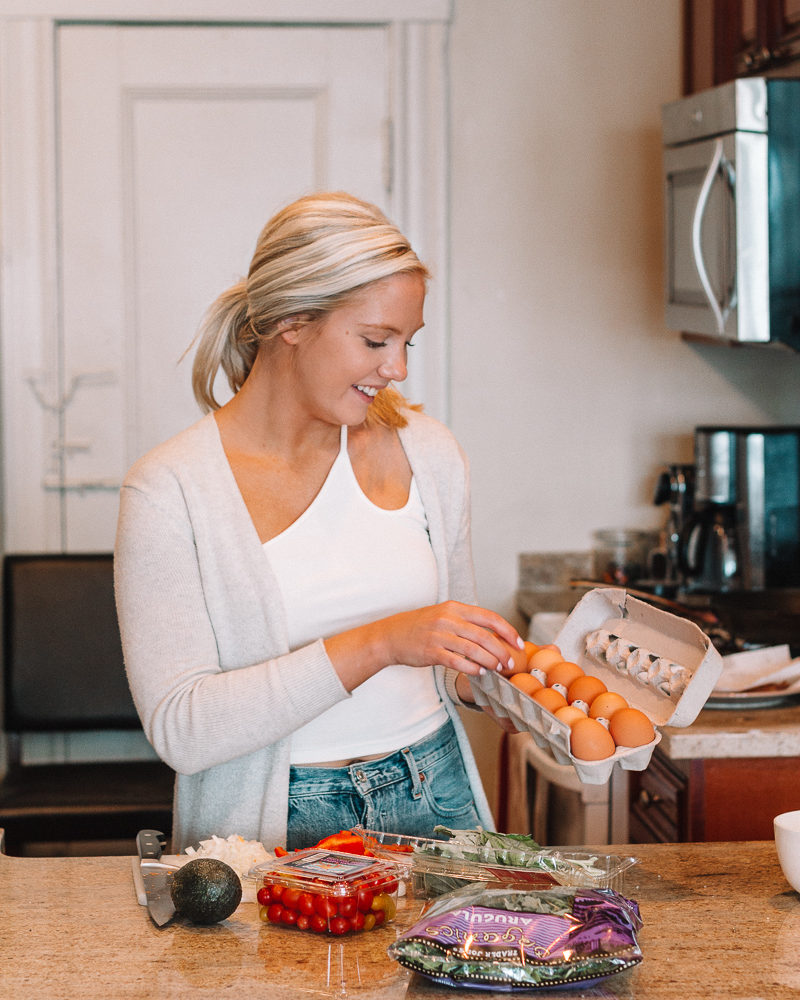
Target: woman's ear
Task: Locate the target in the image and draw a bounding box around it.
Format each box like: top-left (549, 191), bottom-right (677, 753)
top-left (278, 314), bottom-right (312, 346)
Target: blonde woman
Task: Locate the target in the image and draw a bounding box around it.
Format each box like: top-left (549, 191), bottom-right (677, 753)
top-left (114, 191), bottom-right (523, 852)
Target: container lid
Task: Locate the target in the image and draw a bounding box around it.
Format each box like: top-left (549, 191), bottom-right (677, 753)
top-left (351, 827), bottom-right (637, 892)
top-left (248, 849), bottom-right (400, 897)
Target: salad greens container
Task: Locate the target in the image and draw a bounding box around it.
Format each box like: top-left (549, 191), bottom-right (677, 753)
top-left (351, 825), bottom-right (636, 899)
top-left (388, 882), bottom-right (643, 990)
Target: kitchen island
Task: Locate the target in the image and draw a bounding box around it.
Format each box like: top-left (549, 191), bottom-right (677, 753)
top-left (2, 839), bottom-right (798, 999)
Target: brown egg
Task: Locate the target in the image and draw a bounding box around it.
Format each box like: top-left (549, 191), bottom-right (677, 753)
top-left (609, 707), bottom-right (655, 748)
top-left (588, 691), bottom-right (629, 721)
top-left (509, 672), bottom-right (544, 696)
top-left (528, 646), bottom-right (564, 675)
top-left (523, 640), bottom-right (540, 661)
top-left (502, 640), bottom-right (529, 675)
top-left (532, 687), bottom-right (568, 714)
top-left (567, 674), bottom-right (608, 706)
top-left (546, 660), bottom-right (585, 691)
top-left (570, 717), bottom-right (617, 761)
top-left (554, 704), bottom-right (588, 728)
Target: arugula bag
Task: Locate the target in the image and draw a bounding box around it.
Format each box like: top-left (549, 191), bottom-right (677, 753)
top-left (388, 883), bottom-right (643, 990)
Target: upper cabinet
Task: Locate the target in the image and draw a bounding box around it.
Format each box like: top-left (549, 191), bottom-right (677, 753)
top-left (685, 0), bottom-right (800, 93)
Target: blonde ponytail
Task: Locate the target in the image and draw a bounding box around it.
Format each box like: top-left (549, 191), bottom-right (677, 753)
top-left (191, 280), bottom-right (257, 413)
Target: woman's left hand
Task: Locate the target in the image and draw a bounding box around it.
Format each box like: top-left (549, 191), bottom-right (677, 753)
top-left (454, 672), bottom-right (522, 733)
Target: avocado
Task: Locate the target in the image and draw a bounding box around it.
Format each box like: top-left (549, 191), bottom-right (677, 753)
top-left (170, 858), bottom-right (243, 925)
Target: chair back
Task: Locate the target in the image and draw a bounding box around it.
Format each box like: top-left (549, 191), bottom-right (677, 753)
top-left (2, 553), bottom-right (140, 733)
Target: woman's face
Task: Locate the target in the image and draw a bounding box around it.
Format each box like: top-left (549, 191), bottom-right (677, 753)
top-left (286, 271), bottom-right (426, 426)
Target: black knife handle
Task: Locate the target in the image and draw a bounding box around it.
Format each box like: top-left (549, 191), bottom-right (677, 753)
top-left (137, 829), bottom-right (166, 861)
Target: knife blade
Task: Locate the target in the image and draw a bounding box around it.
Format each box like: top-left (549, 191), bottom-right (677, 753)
top-left (136, 829), bottom-right (176, 927)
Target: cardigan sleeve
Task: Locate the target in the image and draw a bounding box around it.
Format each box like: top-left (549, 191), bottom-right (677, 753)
top-left (114, 472), bottom-right (349, 776)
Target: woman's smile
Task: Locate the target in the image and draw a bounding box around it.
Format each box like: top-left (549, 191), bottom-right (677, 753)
top-left (354, 384), bottom-right (380, 398)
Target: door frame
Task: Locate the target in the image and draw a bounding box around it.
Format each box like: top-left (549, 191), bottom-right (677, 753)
top-left (0, 2), bottom-right (452, 551)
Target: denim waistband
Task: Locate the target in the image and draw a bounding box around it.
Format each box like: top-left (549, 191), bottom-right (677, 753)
top-left (288, 718), bottom-right (458, 798)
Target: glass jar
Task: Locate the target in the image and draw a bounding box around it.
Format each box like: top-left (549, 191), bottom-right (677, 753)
top-left (592, 529), bottom-right (652, 586)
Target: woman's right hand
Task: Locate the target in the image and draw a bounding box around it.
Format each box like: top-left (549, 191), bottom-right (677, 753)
top-left (324, 601), bottom-right (525, 692)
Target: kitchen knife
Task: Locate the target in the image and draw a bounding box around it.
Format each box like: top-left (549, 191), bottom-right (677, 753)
top-left (136, 829), bottom-right (176, 928)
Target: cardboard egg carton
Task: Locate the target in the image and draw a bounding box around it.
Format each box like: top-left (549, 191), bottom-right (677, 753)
top-left (470, 587), bottom-right (723, 784)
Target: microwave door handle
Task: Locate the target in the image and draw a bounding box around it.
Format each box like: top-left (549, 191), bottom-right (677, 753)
top-left (691, 138), bottom-right (726, 336)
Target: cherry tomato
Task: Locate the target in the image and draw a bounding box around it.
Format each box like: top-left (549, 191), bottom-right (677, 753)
top-left (355, 888), bottom-right (374, 913)
top-left (314, 895), bottom-right (338, 919)
top-left (296, 915), bottom-right (311, 931)
top-left (267, 903), bottom-right (284, 924)
top-left (351, 911), bottom-right (366, 931)
top-left (337, 896), bottom-right (357, 919)
top-left (268, 883), bottom-right (283, 902)
top-left (258, 905), bottom-right (270, 923)
top-left (329, 917), bottom-right (351, 936)
top-left (256, 886), bottom-right (271, 907)
top-left (297, 892), bottom-right (316, 916)
top-left (362, 912), bottom-right (376, 931)
top-left (282, 887), bottom-right (302, 911)
top-left (372, 909), bottom-right (386, 927)
top-left (310, 914), bottom-right (328, 934)
top-left (281, 908), bottom-right (298, 926)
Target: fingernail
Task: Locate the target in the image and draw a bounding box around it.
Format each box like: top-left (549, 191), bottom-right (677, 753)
top-left (496, 662), bottom-right (504, 672)
top-left (478, 666), bottom-right (486, 676)
top-left (507, 658), bottom-right (515, 671)
top-left (516, 636), bottom-right (525, 649)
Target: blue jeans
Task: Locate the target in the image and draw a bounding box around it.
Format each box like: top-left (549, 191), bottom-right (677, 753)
top-left (286, 719), bottom-right (480, 850)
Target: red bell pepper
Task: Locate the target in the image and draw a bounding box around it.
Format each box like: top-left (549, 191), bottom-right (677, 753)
top-left (311, 830), bottom-right (370, 855)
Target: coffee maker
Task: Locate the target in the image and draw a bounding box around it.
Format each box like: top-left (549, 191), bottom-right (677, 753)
top-left (681, 426), bottom-right (800, 593)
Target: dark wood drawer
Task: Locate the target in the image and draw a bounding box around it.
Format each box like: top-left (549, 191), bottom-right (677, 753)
top-left (628, 749), bottom-right (687, 843)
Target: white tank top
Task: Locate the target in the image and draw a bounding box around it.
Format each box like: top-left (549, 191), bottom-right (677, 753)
top-left (264, 425), bottom-right (447, 763)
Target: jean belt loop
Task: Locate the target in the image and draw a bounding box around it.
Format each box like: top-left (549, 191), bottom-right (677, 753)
top-left (401, 746), bottom-right (424, 800)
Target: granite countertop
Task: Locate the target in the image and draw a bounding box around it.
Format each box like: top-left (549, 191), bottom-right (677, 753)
top-left (661, 702), bottom-right (800, 759)
top-left (2, 840), bottom-right (799, 999)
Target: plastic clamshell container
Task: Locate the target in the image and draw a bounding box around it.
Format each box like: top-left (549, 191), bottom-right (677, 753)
top-left (470, 587), bottom-right (724, 784)
top-left (250, 849), bottom-right (401, 935)
top-left (351, 827), bottom-right (637, 898)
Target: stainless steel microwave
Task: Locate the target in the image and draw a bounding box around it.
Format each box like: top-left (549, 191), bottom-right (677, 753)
top-left (661, 77), bottom-right (800, 349)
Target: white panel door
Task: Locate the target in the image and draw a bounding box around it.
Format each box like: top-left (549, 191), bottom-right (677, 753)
top-left (56, 24), bottom-right (390, 550)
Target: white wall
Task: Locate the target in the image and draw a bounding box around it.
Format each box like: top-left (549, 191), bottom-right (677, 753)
top-left (449, 0), bottom-right (800, 622)
top-left (447, 0), bottom-right (800, 816)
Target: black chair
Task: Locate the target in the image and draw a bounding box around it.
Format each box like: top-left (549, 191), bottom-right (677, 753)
top-left (0, 553), bottom-right (173, 855)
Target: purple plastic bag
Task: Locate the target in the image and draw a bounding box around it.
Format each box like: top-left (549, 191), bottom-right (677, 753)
top-left (388, 884), bottom-right (643, 990)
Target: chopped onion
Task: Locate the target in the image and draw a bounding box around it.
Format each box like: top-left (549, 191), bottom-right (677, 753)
top-left (183, 834), bottom-right (272, 880)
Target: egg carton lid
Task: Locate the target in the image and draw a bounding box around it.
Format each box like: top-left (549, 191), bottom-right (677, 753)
top-left (555, 587), bottom-right (723, 728)
top-left (470, 587), bottom-right (723, 784)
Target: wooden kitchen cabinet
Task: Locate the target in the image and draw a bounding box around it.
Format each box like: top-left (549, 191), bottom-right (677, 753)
top-left (628, 747), bottom-right (800, 842)
top-left (685, 0), bottom-right (800, 93)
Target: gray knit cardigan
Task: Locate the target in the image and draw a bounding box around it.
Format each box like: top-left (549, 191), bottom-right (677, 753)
top-left (114, 408), bottom-right (494, 851)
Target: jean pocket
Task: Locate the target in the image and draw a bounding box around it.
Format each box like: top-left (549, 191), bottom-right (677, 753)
top-left (419, 742), bottom-right (478, 820)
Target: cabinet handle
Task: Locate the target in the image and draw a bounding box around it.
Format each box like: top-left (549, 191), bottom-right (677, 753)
top-left (638, 789), bottom-right (662, 808)
top-left (738, 46), bottom-right (773, 72)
